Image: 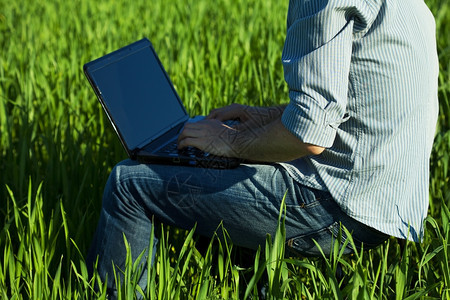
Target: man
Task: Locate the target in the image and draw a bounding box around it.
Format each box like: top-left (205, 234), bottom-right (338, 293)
top-left (87, 0), bottom-right (439, 296)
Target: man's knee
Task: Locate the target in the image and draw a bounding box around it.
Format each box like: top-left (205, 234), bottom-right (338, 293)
top-left (101, 160), bottom-right (141, 213)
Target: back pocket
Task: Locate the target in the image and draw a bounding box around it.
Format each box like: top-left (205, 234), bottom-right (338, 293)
top-left (286, 222), bottom-right (353, 257)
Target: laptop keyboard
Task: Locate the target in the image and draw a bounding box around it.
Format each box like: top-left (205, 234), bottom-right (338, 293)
top-left (157, 140), bottom-right (209, 158)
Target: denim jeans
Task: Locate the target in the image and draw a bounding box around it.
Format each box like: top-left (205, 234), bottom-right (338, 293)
top-left (86, 159), bottom-right (388, 297)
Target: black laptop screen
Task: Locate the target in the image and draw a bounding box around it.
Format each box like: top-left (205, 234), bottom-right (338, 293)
top-left (89, 45), bottom-right (187, 150)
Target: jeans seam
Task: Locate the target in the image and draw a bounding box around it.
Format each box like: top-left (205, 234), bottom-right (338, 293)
top-left (286, 221), bottom-right (335, 246)
top-left (299, 196), bottom-right (332, 209)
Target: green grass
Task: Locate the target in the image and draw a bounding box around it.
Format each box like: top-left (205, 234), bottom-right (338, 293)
top-left (1, 0), bottom-right (449, 298)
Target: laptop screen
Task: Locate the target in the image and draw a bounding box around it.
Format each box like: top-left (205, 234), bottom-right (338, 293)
top-left (87, 42), bottom-right (187, 150)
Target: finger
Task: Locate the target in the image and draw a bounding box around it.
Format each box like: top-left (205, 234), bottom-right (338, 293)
top-left (181, 121), bottom-right (208, 134)
top-left (206, 107), bottom-right (227, 120)
top-left (178, 122), bottom-right (211, 146)
top-left (178, 127), bottom-right (200, 145)
top-left (207, 104), bottom-right (237, 120)
top-left (207, 103), bottom-right (244, 121)
top-left (177, 136), bottom-right (206, 151)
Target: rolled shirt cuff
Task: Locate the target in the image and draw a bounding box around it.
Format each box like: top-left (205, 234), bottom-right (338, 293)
top-left (281, 90), bottom-right (338, 148)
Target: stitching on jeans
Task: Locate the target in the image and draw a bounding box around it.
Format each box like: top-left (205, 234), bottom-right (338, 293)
top-left (287, 223), bottom-right (334, 242)
top-left (285, 222), bottom-right (340, 256)
top-left (328, 221), bottom-right (354, 251)
top-left (329, 222), bottom-right (386, 250)
top-left (299, 196), bottom-right (332, 209)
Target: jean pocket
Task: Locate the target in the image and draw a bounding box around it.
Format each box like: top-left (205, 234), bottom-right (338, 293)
top-left (293, 186), bottom-right (333, 209)
top-left (286, 222), bottom-right (353, 257)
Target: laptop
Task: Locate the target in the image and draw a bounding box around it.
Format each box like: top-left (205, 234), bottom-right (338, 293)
top-left (83, 38), bottom-right (240, 169)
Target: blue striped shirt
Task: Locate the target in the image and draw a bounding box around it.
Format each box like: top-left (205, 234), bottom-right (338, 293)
top-left (279, 0), bottom-right (439, 242)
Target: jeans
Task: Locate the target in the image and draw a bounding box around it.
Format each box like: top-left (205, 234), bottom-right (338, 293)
top-left (86, 159), bottom-right (388, 296)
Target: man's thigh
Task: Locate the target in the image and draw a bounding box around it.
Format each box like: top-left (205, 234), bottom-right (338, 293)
top-left (109, 159), bottom-right (341, 252)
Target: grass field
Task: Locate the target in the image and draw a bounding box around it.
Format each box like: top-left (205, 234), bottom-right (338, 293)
top-left (1, 0), bottom-right (449, 298)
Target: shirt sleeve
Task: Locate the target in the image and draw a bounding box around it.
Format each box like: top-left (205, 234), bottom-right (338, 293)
top-left (281, 0), bottom-right (381, 147)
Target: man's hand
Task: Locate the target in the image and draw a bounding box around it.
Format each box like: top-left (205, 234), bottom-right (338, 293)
top-left (178, 103), bottom-right (325, 161)
top-left (177, 119), bottom-right (241, 157)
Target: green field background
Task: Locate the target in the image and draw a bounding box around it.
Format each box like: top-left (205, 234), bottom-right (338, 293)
top-left (1, 0), bottom-right (449, 298)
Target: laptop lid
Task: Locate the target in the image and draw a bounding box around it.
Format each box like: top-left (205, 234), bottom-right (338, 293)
top-left (83, 38), bottom-right (189, 157)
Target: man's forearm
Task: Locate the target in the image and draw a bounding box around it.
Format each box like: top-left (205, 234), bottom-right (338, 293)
top-left (243, 105), bottom-right (286, 127)
top-left (177, 104), bottom-right (323, 161)
top-left (233, 117), bottom-right (324, 162)
top-left (208, 103), bottom-right (286, 127)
